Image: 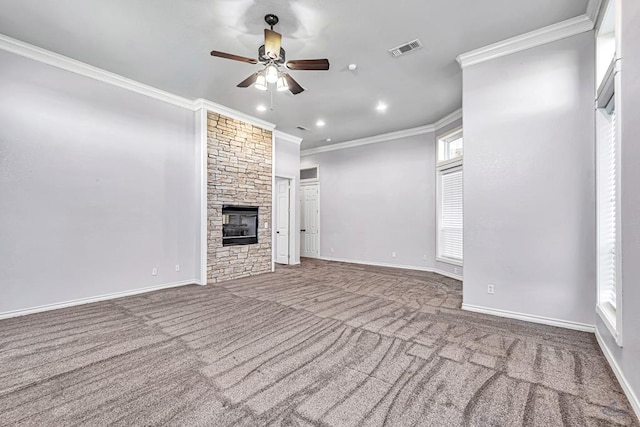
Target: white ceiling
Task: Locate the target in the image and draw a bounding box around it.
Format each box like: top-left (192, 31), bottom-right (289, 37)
top-left (0, 0), bottom-right (588, 149)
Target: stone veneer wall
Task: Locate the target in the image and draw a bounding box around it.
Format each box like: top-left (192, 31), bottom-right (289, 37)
top-left (207, 112), bottom-right (272, 283)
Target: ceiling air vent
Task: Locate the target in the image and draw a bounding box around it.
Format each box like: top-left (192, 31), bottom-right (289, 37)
top-left (389, 39), bottom-right (423, 57)
top-left (297, 126), bottom-right (310, 131)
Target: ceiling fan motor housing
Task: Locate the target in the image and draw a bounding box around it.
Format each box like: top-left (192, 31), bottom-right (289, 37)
top-left (259, 45), bottom-right (286, 64)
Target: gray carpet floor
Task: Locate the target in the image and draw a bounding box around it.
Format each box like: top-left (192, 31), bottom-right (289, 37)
top-left (0, 259), bottom-right (637, 426)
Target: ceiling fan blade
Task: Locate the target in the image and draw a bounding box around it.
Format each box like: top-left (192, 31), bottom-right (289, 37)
top-left (210, 50), bottom-right (258, 64)
top-left (283, 73), bottom-right (305, 95)
top-left (237, 73), bottom-right (259, 88)
top-left (264, 29), bottom-right (282, 60)
top-left (285, 59), bottom-right (330, 71)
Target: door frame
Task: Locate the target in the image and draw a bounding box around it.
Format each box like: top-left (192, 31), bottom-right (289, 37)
top-left (274, 175), bottom-right (296, 265)
top-left (300, 181), bottom-right (320, 259)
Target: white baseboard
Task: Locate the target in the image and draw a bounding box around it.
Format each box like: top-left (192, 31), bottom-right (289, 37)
top-left (318, 256), bottom-right (463, 281)
top-left (432, 268), bottom-right (463, 281)
top-left (595, 329), bottom-right (640, 422)
top-left (0, 280), bottom-right (197, 320)
top-left (461, 304), bottom-right (595, 333)
top-left (273, 261), bottom-right (301, 266)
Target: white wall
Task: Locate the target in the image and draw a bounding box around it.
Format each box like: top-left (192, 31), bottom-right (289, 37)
top-left (301, 133), bottom-right (438, 271)
top-left (0, 49), bottom-right (199, 315)
top-left (274, 135), bottom-right (301, 264)
top-left (462, 32), bottom-right (596, 326)
top-left (596, 0), bottom-right (640, 416)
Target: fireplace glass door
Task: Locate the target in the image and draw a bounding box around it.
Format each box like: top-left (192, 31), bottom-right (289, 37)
top-left (222, 206), bottom-right (258, 246)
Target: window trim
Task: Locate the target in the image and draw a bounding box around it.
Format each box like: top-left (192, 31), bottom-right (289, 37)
top-left (436, 161), bottom-right (463, 266)
top-left (597, 303), bottom-right (619, 344)
top-left (437, 127), bottom-right (463, 165)
top-left (300, 164), bottom-right (320, 183)
top-left (595, 58), bottom-right (623, 346)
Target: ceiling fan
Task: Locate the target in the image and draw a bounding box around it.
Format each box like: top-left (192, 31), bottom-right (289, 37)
top-left (210, 14), bottom-right (330, 95)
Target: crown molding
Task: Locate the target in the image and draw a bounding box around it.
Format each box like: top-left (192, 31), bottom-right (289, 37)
top-left (456, 14), bottom-right (594, 69)
top-left (300, 108), bottom-right (462, 157)
top-left (301, 124), bottom-right (434, 156)
top-left (587, 0), bottom-right (603, 24)
top-left (192, 99), bottom-right (275, 131)
top-left (274, 130), bottom-right (303, 145)
top-left (0, 33), bottom-right (277, 130)
top-left (434, 108), bottom-right (463, 132)
top-left (0, 33), bottom-right (195, 110)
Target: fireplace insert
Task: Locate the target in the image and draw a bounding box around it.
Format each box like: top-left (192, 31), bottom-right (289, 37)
top-left (222, 205), bottom-right (258, 246)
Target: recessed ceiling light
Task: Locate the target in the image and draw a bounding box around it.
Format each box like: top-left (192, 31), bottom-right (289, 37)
top-left (376, 102), bottom-right (388, 112)
top-left (256, 105), bottom-right (267, 112)
top-left (316, 120), bottom-right (325, 127)
top-left (326, 138), bottom-right (332, 142)
top-left (348, 64), bottom-right (357, 71)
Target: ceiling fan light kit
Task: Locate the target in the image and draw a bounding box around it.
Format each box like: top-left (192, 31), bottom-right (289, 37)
top-left (276, 76), bottom-right (289, 92)
top-left (254, 73), bottom-right (268, 91)
top-left (210, 14), bottom-right (329, 96)
top-left (265, 65), bottom-right (279, 83)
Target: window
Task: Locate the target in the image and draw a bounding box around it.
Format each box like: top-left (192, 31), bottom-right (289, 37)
top-left (596, 92), bottom-right (621, 343)
top-left (438, 129), bottom-right (463, 163)
top-left (595, 0), bottom-right (622, 345)
top-left (300, 166), bottom-right (319, 181)
top-left (598, 107), bottom-right (616, 312)
top-left (437, 128), bottom-right (463, 265)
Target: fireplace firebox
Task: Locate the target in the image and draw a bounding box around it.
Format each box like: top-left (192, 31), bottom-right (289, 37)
top-left (222, 205), bottom-right (259, 246)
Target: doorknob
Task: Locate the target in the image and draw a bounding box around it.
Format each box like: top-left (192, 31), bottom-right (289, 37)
top-left (276, 231), bottom-right (280, 234)
top-left (301, 229), bottom-right (306, 232)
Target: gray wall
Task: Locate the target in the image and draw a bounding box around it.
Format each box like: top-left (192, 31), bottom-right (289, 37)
top-left (0, 50), bottom-right (199, 314)
top-left (274, 137), bottom-right (301, 264)
top-left (301, 133), bottom-right (438, 271)
top-left (597, 0), bottom-right (640, 413)
top-left (462, 32), bottom-right (596, 325)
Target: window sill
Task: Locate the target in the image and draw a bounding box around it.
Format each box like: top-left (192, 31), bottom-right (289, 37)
top-left (597, 303), bottom-right (622, 347)
top-left (436, 257), bottom-right (463, 267)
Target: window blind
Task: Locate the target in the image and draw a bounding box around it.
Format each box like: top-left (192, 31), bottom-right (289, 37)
top-left (598, 111), bottom-right (617, 310)
top-left (439, 166), bottom-right (463, 261)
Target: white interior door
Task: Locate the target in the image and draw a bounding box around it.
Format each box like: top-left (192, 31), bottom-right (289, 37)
top-left (301, 184), bottom-right (319, 258)
top-left (275, 178), bottom-right (290, 264)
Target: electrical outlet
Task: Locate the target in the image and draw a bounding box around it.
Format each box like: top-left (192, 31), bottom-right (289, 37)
top-left (423, 254), bottom-right (427, 261)
top-left (454, 267), bottom-right (459, 274)
top-left (487, 284), bottom-right (495, 294)
top-left (152, 268), bottom-right (158, 276)
top-left (392, 252), bottom-right (396, 258)
top-left (264, 222), bottom-right (269, 229)
top-left (175, 264), bottom-right (181, 272)
top-left (330, 248), bottom-right (334, 253)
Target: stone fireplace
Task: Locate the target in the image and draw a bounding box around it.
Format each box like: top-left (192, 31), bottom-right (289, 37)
top-left (207, 112), bottom-right (272, 283)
